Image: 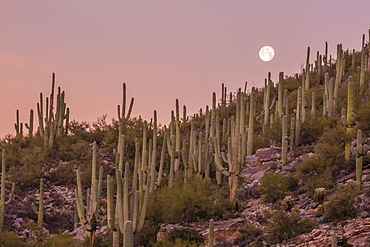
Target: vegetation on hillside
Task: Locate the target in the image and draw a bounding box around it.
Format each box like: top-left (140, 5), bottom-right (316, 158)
top-left (0, 31), bottom-right (369, 246)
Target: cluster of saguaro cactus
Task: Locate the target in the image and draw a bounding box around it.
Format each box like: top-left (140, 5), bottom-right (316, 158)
top-left (351, 130), bottom-right (369, 185)
top-left (75, 141), bottom-right (103, 246)
top-left (212, 89), bottom-right (249, 201)
top-left (37, 73), bottom-right (70, 151)
top-left (0, 150), bottom-right (15, 230)
top-left (107, 133), bottom-right (152, 246)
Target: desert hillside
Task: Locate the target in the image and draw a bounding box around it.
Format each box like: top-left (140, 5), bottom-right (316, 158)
top-left (0, 31), bottom-right (370, 247)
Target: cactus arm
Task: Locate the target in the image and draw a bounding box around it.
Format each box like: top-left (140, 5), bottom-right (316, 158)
top-left (4, 183), bottom-right (15, 206)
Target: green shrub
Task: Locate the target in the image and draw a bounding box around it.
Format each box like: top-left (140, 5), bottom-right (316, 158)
top-left (258, 172), bottom-right (297, 203)
top-left (154, 239), bottom-right (204, 247)
top-left (167, 228), bottom-right (204, 244)
top-left (0, 230), bottom-right (24, 247)
top-left (324, 180), bottom-right (361, 221)
top-left (233, 224), bottom-right (263, 246)
top-left (264, 209), bottom-right (317, 245)
top-left (147, 178), bottom-right (230, 224)
top-left (10, 163), bottom-right (42, 189)
top-left (301, 166), bottom-right (334, 196)
top-left (41, 233), bottom-right (79, 247)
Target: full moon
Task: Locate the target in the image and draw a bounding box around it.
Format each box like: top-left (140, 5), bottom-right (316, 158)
top-left (259, 46), bottom-right (275, 62)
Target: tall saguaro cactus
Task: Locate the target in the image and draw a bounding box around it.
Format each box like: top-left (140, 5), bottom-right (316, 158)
top-left (341, 76), bottom-right (355, 160)
top-left (0, 150), bottom-right (15, 230)
top-left (117, 83), bottom-right (135, 162)
top-left (209, 219), bottom-right (215, 247)
top-left (334, 44), bottom-right (343, 109)
top-left (32, 178), bottom-right (44, 228)
top-left (281, 115), bottom-right (288, 164)
top-left (14, 109), bottom-right (23, 141)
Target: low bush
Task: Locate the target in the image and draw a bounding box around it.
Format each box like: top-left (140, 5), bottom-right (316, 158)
top-left (167, 228), bottom-right (204, 244)
top-left (154, 239), bottom-right (204, 247)
top-left (258, 172), bottom-right (297, 203)
top-left (148, 178), bottom-right (230, 224)
top-left (0, 230), bottom-right (24, 247)
top-left (41, 233), bottom-right (79, 247)
top-left (264, 209), bottom-right (317, 245)
top-left (324, 180), bottom-right (361, 221)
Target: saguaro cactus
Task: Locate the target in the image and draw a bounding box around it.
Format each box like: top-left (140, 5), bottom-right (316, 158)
top-left (107, 166), bottom-right (151, 247)
top-left (334, 44), bottom-right (343, 109)
top-left (360, 51), bottom-right (366, 91)
top-left (351, 130), bottom-right (369, 185)
top-left (341, 76), bottom-right (355, 160)
top-left (209, 219), bottom-right (214, 247)
top-left (25, 109), bottom-right (34, 137)
top-left (117, 83), bottom-right (135, 162)
top-left (0, 150), bottom-right (15, 230)
top-left (75, 142), bottom-right (103, 246)
top-left (281, 115), bottom-right (288, 164)
top-left (247, 89), bottom-right (255, 156)
top-left (14, 109), bottom-right (23, 141)
top-left (32, 178), bottom-right (44, 228)
top-left (295, 87), bottom-right (302, 145)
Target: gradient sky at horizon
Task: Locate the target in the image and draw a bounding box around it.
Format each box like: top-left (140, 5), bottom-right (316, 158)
top-left (1, 1), bottom-right (369, 138)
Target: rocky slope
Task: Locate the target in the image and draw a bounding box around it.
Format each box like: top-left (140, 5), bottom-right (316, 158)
top-left (3, 146), bottom-right (370, 246)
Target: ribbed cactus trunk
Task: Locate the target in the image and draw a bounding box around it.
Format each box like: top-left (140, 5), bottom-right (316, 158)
top-left (295, 87), bottom-right (302, 146)
top-left (0, 150), bottom-right (15, 231)
top-left (277, 72), bottom-right (284, 118)
top-left (360, 51), bottom-right (366, 91)
top-left (305, 47), bottom-right (310, 92)
top-left (247, 90), bottom-right (255, 156)
top-left (32, 178), bottom-right (44, 229)
top-left (25, 109), bottom-right (34, 137)
top-left (342, 76), bottom-right (354, 160)
top-left (209, 219), bottom-right (214, 247)
top-left (282, 115), bottom-right (288, 164)
top-left (334, 44), bottom-right (343, 109)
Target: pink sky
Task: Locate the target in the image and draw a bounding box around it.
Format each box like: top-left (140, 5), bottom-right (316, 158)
top-left (1, 1), bottom-right (369, 138)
